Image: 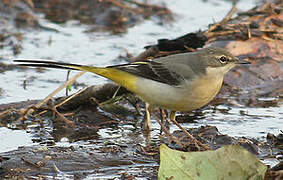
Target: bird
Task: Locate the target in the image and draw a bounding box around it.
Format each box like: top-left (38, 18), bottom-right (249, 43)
top-left (14, 47), bottom-right (250, 149)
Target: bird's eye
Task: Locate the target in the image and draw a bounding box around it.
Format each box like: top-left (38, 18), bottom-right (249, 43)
top-left (219, 56), bottom-right (228, 63)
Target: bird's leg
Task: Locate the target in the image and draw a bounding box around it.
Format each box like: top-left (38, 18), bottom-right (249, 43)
top-left (159, 109), bottom-right (170, 134)
top-left (159, 108), bottom-right (164, 134)
top-left (142, 104), bottom-right (184, 148)
top-left (153, 113), bottom-right (183, 148)
top-left (169, 111), bottom-right (210, 150)
top-left (160, 108), bottom-right (165, 124)
top-left (142, 102), bottom-right (151, 131)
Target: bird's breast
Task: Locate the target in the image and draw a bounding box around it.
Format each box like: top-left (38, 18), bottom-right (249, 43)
top-left (179, 74), bottom-right (224, 111)
top-left (134, 74), bottom-right (223, 112)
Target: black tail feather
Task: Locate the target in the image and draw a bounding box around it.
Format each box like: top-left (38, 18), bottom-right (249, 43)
top-left (16, 63), bottom-right (79, 71)
top-left (14, 59), bottom-right (83, 71)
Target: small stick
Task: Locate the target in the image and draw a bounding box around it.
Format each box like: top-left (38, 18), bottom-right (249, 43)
top-left (55, 87), bottom-right (88, 108)
top-left (21, 71), bottom-right (86, 119)
top-left (21, 156), bottom-right (42, 169)
top-left (103, 0), bottom-right (140, 14)
top-left (51, 106), bottom-right (75, 128)
top-left (36, 87), bottom-right (88, 116)
top-left (36, 71), bottom-right (86, 109)
top-left (206, 5), bottom-right (237, 33)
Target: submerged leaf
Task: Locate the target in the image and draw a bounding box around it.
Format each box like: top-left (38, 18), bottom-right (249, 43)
top-left (158, 144), bottom-right (267, 180)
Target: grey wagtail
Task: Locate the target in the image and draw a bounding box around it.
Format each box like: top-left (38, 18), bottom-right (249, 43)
top-left (14, 47), bottom-right (249, 148)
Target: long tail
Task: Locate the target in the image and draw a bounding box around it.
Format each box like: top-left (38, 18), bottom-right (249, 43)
top-left (14, 59), bottom-right (138, 92)
top-left (14, 59), bottom-right (93, 71)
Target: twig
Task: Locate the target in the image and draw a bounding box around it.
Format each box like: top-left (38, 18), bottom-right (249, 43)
top-left (247, 24), bottom-right (251, 39)
top-left (19, 105), bottom-right (75, 128)
top-left (36, 71), bottom-right (86, 109)
top-left (140, 146), bottom-right (158, 156)
top-left (18, 72), bottom-right (85, 126)
top-left (184, 45), bottom-right (196, 52)
top-left (0, 108), bottom-right (16, 118)
top-left (124, 0), bottom-right (167, 10)
top-left (19, 105), bottom-right (38, 121)
top-left (102, 0), bottom-right (141, 14)
top-left (21, 156), bottom-right (42, 169)
top-left (51, 106), bottom-right (75, 128)
top-left (205, 30), bottom-right (240, 39)
top-left (124, 0), bottom-right (153, 8)
top-left (35, 87), bottom-right (88, 121)
top-left (55, 87), bottom-right (88, 109)
top-left (21, 71), bottom-right (86, 119)
top-left (112, 85), bottom-right (121, 98)
top-left (24, 0), bottom-right (34, 9)
top-left (205, 5), bottom-right (237, 33)
top-left (53, 163), bottom-right (61, 173)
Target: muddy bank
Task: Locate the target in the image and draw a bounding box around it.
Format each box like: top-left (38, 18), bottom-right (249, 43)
top-left (0, 125), bottom-right (282, 179)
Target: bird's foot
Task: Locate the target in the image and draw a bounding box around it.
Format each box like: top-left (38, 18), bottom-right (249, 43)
top-left (170, 118), bottom-right (210, 151)
top-left (154, 115), bottom-right (184, 148)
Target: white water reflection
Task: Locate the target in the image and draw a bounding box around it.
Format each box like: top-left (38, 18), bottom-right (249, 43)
top-left (0, 127), bottom-right (33, 153)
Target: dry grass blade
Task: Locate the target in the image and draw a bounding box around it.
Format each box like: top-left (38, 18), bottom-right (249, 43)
top-left (205, 5), bottom-right (237, 35)
top-left (55, 86), bottom-right (88, 108)
top-left (0, 109), bottom-right (16, 118)
top-left (20, 71), bottom-right (85, 119)
top-left (24, 0), bottom-right (34, 8)
top-left (36, 71), bottom-right (86, 109)
top-left (51, 107), bottom-right (75, 128)
top-left (103, 0), bottom-right (140, 14)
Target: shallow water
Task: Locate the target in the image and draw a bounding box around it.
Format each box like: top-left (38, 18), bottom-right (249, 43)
top-left (0, 0), bottom-right (281, 160)
top-left (0, 127), bottom-right (33, 153)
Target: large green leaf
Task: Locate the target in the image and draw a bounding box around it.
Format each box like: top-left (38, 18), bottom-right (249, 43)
top-left (158, 144), bottom-right (267, 180)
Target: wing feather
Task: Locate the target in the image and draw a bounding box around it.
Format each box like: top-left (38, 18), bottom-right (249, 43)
top-left (108, 61), bottom-right (183, 86)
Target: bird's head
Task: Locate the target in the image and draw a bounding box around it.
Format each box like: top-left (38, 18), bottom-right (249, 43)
top-left (198, 47), bottom-right (250, 75)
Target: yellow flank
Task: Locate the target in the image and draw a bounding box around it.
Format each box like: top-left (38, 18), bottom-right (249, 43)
top-left (66, 65), bottom-right (138, 93)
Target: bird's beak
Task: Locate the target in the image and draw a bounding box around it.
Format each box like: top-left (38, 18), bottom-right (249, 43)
top-left (235, 57), bottom-right (250, 64)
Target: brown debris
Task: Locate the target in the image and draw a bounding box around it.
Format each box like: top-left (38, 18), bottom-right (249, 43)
top-left (171, 125), bottom-right (282, 156)
top-left (205, 5), bottom-right (238, 34)
top-left (133, 32), bottom-right (207, 61)
top-left (266, 161), bottom-right (283, 180)
top-left (31, 0), bottom-right (172, 33)
top-left (0, 0), bottom-right (172, 55)
top-left (126, 1), bottom-right (282, 107)
top-left (0, 125), bottom-right (280, 179)
top-left (202, 1), bottom-right (283, 106)
top-left (56, 83), bottom-right (129, 111)
top-left (2, 0), bottom-right (34, 8)
top-left (205, 2), bottom-right (283, 42)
